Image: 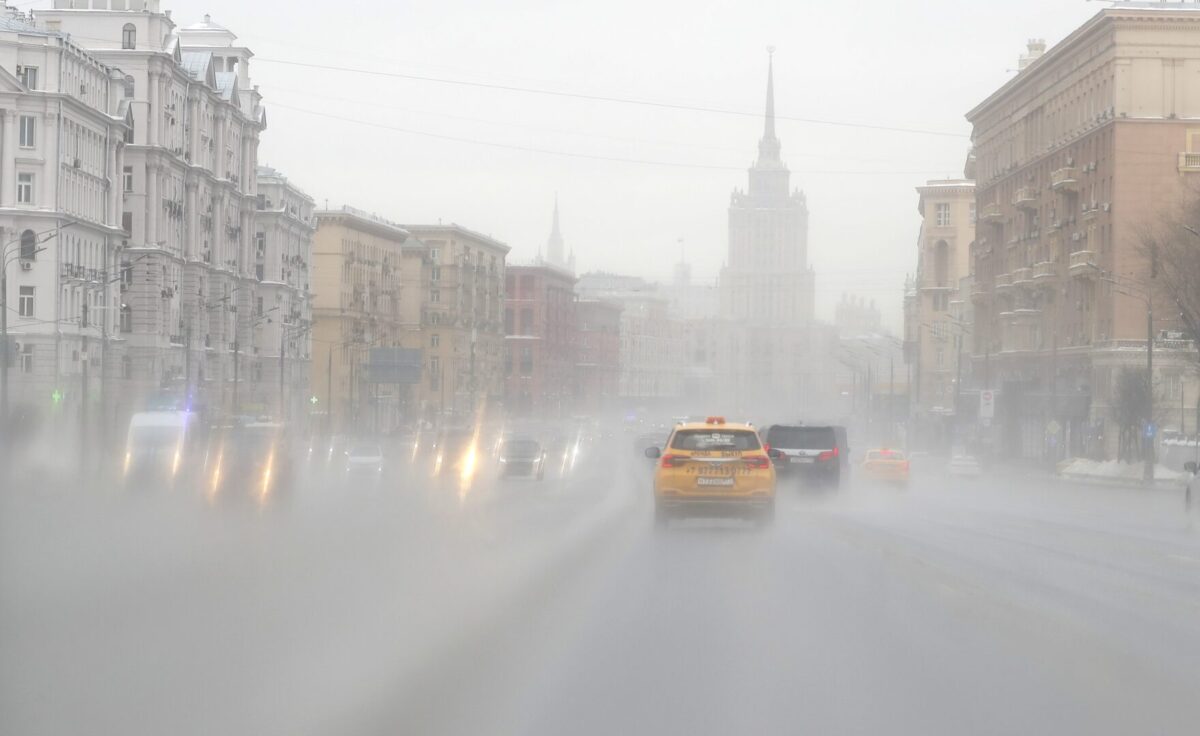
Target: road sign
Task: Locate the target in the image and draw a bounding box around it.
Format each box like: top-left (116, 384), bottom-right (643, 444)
top-left (364, 348), bottom-right (423, 385)
top-left (979, 390), bottom-right (995, 420)
top-left (1144, 422), bottom-right (1157, 439)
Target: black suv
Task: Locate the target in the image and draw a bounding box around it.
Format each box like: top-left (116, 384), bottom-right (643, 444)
top-left (763, 424), bottom-right (848, 488)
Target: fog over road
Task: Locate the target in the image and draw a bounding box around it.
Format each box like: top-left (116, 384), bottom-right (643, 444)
top-left (4, 444), bottom-right (1200, 736)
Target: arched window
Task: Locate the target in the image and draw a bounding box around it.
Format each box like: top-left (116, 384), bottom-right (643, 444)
top-left (19, 229), bottom-right (37, 261)
top-left (934, 240), bottom-right (950, 288)
top-left (121, 23), bottom-right (136, 50)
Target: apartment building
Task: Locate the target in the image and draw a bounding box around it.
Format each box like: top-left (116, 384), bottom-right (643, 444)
top-left (39, 2), bottom-right (268, 420)
top-left (503, 263), bottom-right (576, 417)
top-left (0, 7), bottom-right (128, 431)
top-left (402, 224), bottom-right (508, 420)
top-left (968, 5), bottom-right (1200, 458)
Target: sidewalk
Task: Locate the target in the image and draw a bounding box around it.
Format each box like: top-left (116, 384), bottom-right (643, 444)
top-left (1055, 457), bottom-right (1190, 491)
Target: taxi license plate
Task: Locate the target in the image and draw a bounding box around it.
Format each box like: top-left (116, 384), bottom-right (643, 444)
top-left (790, 457), bottom-right (814, 464)
top-left (697, 477), bottom-right (735, 487)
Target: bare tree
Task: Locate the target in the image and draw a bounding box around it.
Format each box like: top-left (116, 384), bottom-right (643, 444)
top-left (1139, 185), bottom-right (1200, 356)
top-left (1112, 367), bottom-right (1151, 463)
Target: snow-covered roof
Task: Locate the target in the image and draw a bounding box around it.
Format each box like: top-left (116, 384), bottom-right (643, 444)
top-left (179, 51), bottom-right (212, 81)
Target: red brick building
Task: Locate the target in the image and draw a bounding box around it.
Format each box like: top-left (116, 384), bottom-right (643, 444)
top-left (576, 299), bottom-right (622, 413)
top-left (504, 265), bottom-right (577, 416)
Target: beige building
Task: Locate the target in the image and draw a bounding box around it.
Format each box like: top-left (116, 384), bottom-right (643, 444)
top-left (968, 6), bottom-right (1200, 460)
top-left (402, 225), bottom-right (508, 421)
top-left (310, 207), bottom-right (412, 434)
top-left (907, 179), bottom-right (976, 428)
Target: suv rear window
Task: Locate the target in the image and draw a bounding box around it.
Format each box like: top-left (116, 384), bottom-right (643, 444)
top-left (766, 426), bottom-right (835, 450)
top-left (670, 429), bottom-right (761, 451)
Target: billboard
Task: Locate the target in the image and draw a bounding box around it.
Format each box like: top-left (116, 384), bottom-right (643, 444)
top-left (364, 348), bottom-right (423, 384)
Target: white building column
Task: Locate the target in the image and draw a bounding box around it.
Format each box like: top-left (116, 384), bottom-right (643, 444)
top-left (146, 71), bottom-right (159, 148)
top-left (146, 166), bottom-right (159, 247)
top-left (1, 111), bottom-right (16, 206)
top-left (42, 113), bottom-right (58, 208)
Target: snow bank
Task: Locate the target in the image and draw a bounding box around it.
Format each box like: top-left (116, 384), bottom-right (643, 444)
top-left (1058, 457), bottom-right (1185, 484)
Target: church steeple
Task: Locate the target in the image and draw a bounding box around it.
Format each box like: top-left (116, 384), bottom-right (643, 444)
top-left (757, 47), bottom-right (781, 165)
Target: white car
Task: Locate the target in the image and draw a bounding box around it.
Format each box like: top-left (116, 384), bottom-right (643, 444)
top-left (946, 455), bottom-right (982, 478)
top-left (345, 444), bottom-right (385, 475)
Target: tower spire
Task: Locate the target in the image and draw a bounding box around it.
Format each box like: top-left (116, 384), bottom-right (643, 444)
top-left (757, 46), bottom-right (782, 164)
top-left (546, 193), bottom-right (565, 266)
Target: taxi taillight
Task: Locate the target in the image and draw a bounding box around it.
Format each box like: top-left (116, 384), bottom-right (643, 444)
top-left (743, 455), bottom-right (770, 470)
top-left (661, 454), bottom-right (686, 468)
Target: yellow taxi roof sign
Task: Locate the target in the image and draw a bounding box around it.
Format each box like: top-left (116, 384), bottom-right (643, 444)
top-left (705, 416), bottom-right (726, 425)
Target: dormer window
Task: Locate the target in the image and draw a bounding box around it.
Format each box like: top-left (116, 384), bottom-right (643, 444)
top-left (122, 24), bottom-right (136, 50)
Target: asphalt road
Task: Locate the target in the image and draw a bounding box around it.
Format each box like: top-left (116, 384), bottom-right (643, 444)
top-left (3, 443), bottom-right (1200, 735)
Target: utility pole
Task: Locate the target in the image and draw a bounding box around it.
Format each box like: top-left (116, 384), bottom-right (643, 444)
top-left (279, 329), bottom-right (285, 422)
top-left (1050, 331), bottom-right (1059, 466)
top-left (326, 344), bottom-right (333, 436)
top-left (80, 302), bottom-right (89, 474)
top-left (1145, 299), bottom-right (1154, 483)
top-left (1, 240), bottom-right (9, 430)
top-left (232, 333), bottom-right (240, 417)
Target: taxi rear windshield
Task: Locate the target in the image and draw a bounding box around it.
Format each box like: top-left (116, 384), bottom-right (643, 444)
top-left (670, 430), bottom-right (761, 451)
top-left (867, 450), bottom-right (906, 461)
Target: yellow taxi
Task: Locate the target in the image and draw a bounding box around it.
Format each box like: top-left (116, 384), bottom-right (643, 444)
top-left (645, 417), bottom-right (779, 527)
top-left (861, 448), bottom-right (910, 485)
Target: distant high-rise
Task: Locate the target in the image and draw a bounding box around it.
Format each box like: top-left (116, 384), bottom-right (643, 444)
top-left (720, 50), bottom-right (815, 327)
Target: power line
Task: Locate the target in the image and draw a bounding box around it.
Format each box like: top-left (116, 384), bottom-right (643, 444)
top-left (271, 101), bottom-right (954, 175)
top-left (256, 57), bottom-right (970, 139)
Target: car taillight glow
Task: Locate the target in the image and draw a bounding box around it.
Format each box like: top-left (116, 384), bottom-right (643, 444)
top-left (743, 455), bottom-right (770, 470)
top-left (818, 450), bottom-right (835, 461)
top-left (661, 454), bottom-right (686, 468)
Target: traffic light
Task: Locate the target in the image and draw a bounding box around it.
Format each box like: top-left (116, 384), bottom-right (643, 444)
top-left (51, 388), bottom-right (63, 405)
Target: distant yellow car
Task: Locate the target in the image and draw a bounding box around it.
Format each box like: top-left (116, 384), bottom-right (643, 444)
top-left (645, 417), bottom-right (779, 526)
top-left (861, 448), bottom-right (910, 485)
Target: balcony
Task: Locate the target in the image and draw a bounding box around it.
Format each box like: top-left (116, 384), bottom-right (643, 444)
top-left (1013, 186), bottom-right (1039, 210)
top-left (1081, 202), bottom-right (1101, 221)
top-left (1032, 260), bottom-right (1058, 282)
top-left (971, 282), bottom-right (990, 302)
top-left (1068, 250), bottom-right (1097, 276)
top-left (1179, 152), bottom-right (1200, 173)
top-left (994, 272), bottom-right (1014, 295)
top-left (1050, 167), bottom-right (1079, 192)
top-left (1010, 267), bottom-right (1034, 286)
top-left (981, 203), bottom-right (1004, 223)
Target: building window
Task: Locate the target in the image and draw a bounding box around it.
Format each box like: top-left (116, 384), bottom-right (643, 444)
top-left (20, 343), bottom-right (33, 373)
top-left (17, 173), bottom-right (34, 204)
top-left (430, 356), bottom-right (440, 387)
top-left (429, 248), bottom-right (439, 263)
top-left (18, 286), bottom-right (34, 317)
top-left (124, 118), bottom-right (134, 144)
top-left (936, 347), bottom-right (944, 369)
top-left (123, 166), bottom-right (133, 193)
top-left (18, 116), bottom-right (35, 148)
top-left (431, 266), bottom-right (440, 282)
top-left (122, 212), bottom-right (133, 234)
top-left (519, 308), bottom-right (533, 335)
top-left (19, 229), bottom-right (36, 260)
top-left (431, 333), bottom-right (440, 348)
top-left (123, 75), bottom-right (135, 98)
top-left (19, 66), bottom-right (37, 89)
top-left (969, 202), bottom-right (976, 224)
top-left (935, 203), bottom-right (951, 227)
top-left (430, 289), bottom-right (440, 303)
top-left (519, 346), bottom-right (533, 376)
top-left (122, 23), bottom-right (136, 50)
top-left (120, 304), bottom-right (133, 333)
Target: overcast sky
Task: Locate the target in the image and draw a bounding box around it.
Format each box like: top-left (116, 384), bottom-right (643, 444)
top-left (32, 0), bottom-right (1105, 331)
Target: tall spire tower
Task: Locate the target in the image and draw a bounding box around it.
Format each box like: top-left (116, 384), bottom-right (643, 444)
top-left (546, 195), bottom-right (565, 268)
top-left (758, 46), bottom-right (781, 165)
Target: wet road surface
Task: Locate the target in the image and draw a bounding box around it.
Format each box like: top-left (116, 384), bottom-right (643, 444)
top-left (3, 447), bottom-right (1200, 735)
